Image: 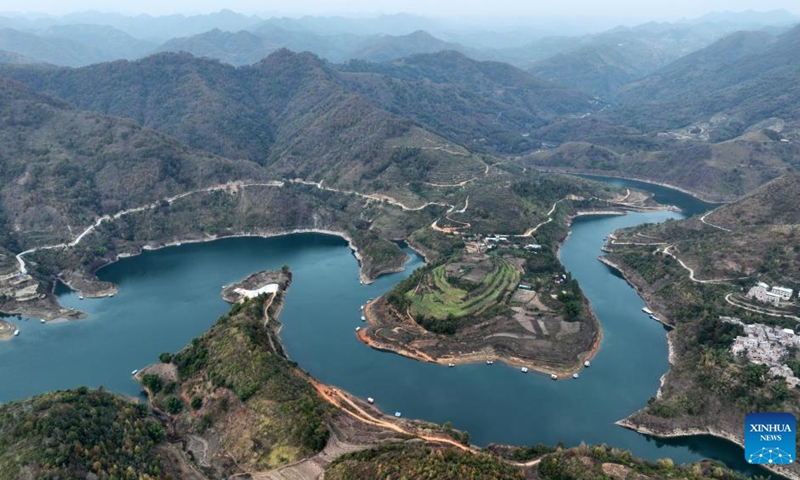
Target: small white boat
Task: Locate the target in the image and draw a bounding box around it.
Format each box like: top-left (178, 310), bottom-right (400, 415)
top-left (361, 316), bottom-right (366, 321)
top-left (79, 294), bottom-right (84, 300)
top-left (394, 412), bottom-right (402, 418)
top-left (521, 367), bottom-right (529, 373)
top-left (131, 369), bottom-right (138, 375)
top-left (40, 318), bottom-right (45, 324)
top-left (367, 397), bottom-right (374, 404)
top-left (355, 326), bottom-right (361, 332)
top-left (584, 360), bottom-right (591, 368)
top-left (642, 307), bottom-right (652, 315)
top-left (13, 329), bottom-right (20, 336)
top-left (486, 360), bottom-right (494, 365)
top-left (109, 293), bottom-right (115, 298)
top-left (550, 374), bottom-right (558, 380)
top-left (572, 373), bottom-right (579, 379)
top-left (448, 363), bottom-right (455, 368)
top-left (360, 305), bottom-right (364, 310)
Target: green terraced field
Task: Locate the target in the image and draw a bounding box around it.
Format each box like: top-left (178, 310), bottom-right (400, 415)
top-left (408, 257), bottom-right (520, 320)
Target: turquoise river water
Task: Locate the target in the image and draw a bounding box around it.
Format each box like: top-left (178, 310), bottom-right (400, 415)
top-left (0, 177), bottom-right (775, 477)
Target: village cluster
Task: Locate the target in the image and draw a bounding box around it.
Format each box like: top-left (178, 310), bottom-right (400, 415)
top-left (746, 282), bottom-right (796, 307)
top-left (463, 233), bottom-right (543, 254)
top-left (723, 316), bottom-right (800, 388)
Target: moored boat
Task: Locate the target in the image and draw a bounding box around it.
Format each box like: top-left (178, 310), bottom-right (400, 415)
top-left (584, 360), bottom-right (591, 367)
top-left (550, 373), bottom-right (558, 380)
top-left (572, 372), bottom-right (579, 379)
top-left (521, 367), bottom-right (528, 373)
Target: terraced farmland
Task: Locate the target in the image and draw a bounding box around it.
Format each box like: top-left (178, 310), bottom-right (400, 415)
top-left (408, 256), bottom-right (520, 320)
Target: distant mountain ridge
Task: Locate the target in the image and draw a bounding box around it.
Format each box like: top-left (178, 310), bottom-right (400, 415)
top-left (613, 24), bottom-right (800, 137)
top-left (0, 50), bottom-right (495, 203)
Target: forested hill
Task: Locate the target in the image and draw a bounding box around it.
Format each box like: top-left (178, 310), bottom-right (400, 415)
top-left (0, 78), bottom-right (265, 251)
top-left (0, 50), bottom-right (493, 200)
top-left (613, 24), bottom-right (800, 137)
top-left (339, 50), bottom-right (595, 154)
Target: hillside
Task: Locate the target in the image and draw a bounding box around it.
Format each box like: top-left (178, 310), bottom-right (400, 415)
top-left (0, 26), bottom-right (154, 67)
top-left (613, 174), bottom-right (800, 282)
top-left (524, 128), bottom-right (800, 202)
top-left (156, 29), bottom-right (272, 66)
top-left (0, 48), bottom-right (42, 65)
top-left (348, 30), bottom-right (464, 62)
top-left (0, 388), bottom-right (190, 479)
top-left (528, 23), bottom-right (727, 96)
top-left (614, 25), bottom-right (800, 138)
top-left (339, 51), bottom-right (595, 154)
top-left (0, 78), bottom-right (265, 252)
top-left (0, 50), bottom-right (491, 203)
top-left (601, 174), bottom-right (800, 480)
top-left (326, 443), bottom-right (746, 480)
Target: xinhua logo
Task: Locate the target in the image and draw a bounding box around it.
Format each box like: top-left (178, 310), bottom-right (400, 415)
top-left (745, 413), bottom-right (796, 464)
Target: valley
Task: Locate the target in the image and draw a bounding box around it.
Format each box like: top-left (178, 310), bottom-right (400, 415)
top-left (2, 5), bottom-right (800, 480)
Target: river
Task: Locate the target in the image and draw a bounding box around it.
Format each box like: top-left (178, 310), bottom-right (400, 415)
top-left (0, 177), bottom-right (772, 477)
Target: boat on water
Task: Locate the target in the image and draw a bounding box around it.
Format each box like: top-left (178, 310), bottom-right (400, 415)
top-left (486, 360), bottom-right (494, 365)
top-left (584, 360), bottom-right (591, 368)
top-left (131, 369), bottom-right (138, 376)
top-left (361, 316), bottom-right (366, 321)
top-left (394, 412), bottom-right (402, 418)
top-left (360, 305), bottom-right (364, 310)
top-left (13, 329), bottom-right (20, 336)
top-left (572, 373), bottom-right (579, 379)
top-left (355, 326), bottom-right (361, 332)
top-left (642, 307), bottom-right (652, 315)
top-left (367, 397), bottom-right (374, 404)
top-left (550, 373), bottom-right (558, 380)
top-left (40, 318), bottom-right (45, 324)
top-left (78, 294), bottom-right (84, 300)
top-left (448, 363), bottom-right (455, 368)
top-left (521, 367), bottom-right (529, 373)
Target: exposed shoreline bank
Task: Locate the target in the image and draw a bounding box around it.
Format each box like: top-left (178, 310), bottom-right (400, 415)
top-left (615, 418), bottom-right (797, 480)
top-left (29, 228), bottom-right (413, 318)
top-left (533, 168), bottom-right (730, 205)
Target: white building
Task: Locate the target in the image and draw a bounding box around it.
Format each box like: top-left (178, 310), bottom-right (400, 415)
top-left (747, 283), bottom-right (784, 306)
top-left (771, 286), bottom-right (794, 301)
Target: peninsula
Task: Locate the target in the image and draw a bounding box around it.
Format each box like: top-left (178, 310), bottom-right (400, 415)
top-left (600, 174), bottom-right (800, 480)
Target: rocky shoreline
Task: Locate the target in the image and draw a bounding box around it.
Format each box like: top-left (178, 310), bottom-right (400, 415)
top-left (533, 168), bottom-right (733, 204)
top-left (615, 418), bottom-right (798, 480)
top-left (12, 227), bottom-right (412, 319)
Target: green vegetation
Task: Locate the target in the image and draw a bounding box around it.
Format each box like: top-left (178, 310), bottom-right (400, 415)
top-left (0, 388), bottom-right (170, 480)
top-left (408, 258), bottom-right (519, 322)
top-left (325, 443), bottom-right (526, 480)
top-left (537, 444), bottom-right (745, 480)
top-left (145, 282), bottom-right (331, 471)
top-left (326, 442), bottom-right (746, 480)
